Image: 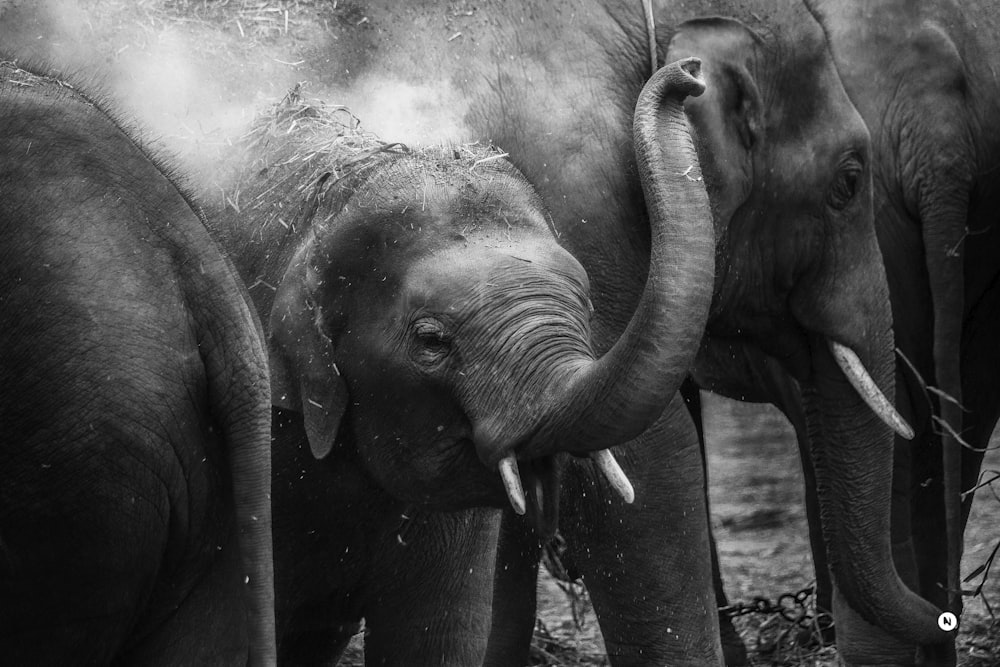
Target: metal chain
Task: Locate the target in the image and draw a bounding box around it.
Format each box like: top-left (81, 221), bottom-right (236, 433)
top-left (719, 584), bottom-right (830, 631)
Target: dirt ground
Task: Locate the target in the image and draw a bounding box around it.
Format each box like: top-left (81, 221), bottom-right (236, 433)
top-left (2, 2), bottom-right (996, 664)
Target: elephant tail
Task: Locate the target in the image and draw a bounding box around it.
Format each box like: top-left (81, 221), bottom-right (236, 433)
top-left (190, 248), bottom-right (278, 667)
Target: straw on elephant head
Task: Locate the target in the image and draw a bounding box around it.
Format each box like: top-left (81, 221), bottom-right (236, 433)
top-left (229, 84), bottom-right (508, 232)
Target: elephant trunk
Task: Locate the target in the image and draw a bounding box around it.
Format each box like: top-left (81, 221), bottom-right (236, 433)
top-left (921, 202), bottom-right (966, 614)
top-left (538, 58), bottom-right (714, 455)
top-left (805, 323), bottom-right (952, 646)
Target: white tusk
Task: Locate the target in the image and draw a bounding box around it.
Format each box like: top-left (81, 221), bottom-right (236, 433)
top-left (828, 340), bottom-right (915, 440)
top-left (498, 455), bottom-right (526, 515)
top-left (591, 449), bottom-right (635, 504)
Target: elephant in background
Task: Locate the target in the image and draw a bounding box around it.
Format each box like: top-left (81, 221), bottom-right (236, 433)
top-left (814, 4), bottom-right (1000, 663)
top-left (205, 60), bottom-right (713, 664)
top-left (0, 60), bottom-right (276, 664)
top-left (703, 2), bottom-right (1000, 664)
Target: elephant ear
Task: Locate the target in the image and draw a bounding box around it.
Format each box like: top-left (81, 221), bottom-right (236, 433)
top-left (268, 245), bottom-right (348, 460)
top-left (666, 17), bottom-right (762, 226)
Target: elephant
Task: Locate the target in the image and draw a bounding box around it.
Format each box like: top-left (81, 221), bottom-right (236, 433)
top-left (274, 0), bottom-right (954, 663)
top-left (815, 4), bottom-right (1000, 663)
top-left (702, 2), bottom-right (1000, 664)
top-left (204, 60), bottom-right (713, 664)
top-left (0, 60), bottom-right (276, 664)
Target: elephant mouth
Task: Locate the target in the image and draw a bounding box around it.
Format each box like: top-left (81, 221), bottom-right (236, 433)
top-left (755, 323), bottom-right (814, 382)
top-left (492, 451), bottom-right (562, 538)
top-left (493, 443), bottom-right (634, 533)
top-left (520, 455), bottom-right (561, 539)
top-left (760, 326), bottom-right (913, 440)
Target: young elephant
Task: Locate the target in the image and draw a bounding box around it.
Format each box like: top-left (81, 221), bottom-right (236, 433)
top-left (210, 60), bottom-right (711, 664)
top-left (0, 61), bottom-right (275, 664)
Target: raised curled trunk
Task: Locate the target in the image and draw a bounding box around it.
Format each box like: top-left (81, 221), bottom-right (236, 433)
top-left (542, 57), bottom-right (714, 452)
top-left (805, 321), bottom-right (951, 646)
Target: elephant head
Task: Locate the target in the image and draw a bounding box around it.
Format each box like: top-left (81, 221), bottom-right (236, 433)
top-left (265, 61), bottom-right (712, 527)
top-left (666, 15), bottom-right (950, 645)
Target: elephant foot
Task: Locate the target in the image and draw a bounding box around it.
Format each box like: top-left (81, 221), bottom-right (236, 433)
top-left (718, 612), bottom-right (748, 666)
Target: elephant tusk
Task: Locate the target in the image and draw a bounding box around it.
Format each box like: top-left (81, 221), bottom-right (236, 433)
top-left (498, 455), bottom-right (526, 515)
top-left (828, 340), bottom-right (915, 440)
top-left (591, 449), bottom-right (635, 504)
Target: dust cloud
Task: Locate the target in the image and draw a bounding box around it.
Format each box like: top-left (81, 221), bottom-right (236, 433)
top-left (0, 0), bottom-right (472, 191)
top-left (345, 75), bottom-right (470, 147)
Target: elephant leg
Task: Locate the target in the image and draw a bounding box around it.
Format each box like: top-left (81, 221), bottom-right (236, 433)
top-left (919, 407), bottom-right (994, 667)
top-left (798, 430), bottom-right (836, 644)
top-left (483, 510), bottom-right (541, 667)
top-left (709, 526), bottom-right (748, 666)
top-left (909, 438), bottom-right (959, 667)
top-left (686, 382), bottom-right (748, 667)
top-left (919, 282), bottom-right (1000, 666)
top-left (560, 394), bottom-right (722, 665)
top-left (918, 395), bottom-right (997, 666)
top-left (362, 507), bottom-right (501, 666)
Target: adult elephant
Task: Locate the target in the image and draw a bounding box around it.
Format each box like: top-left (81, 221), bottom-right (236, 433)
top-left (291, 0), bottom-right (953, 662)
top-left (0, 60), bottom-right (276, 664)
top-left (704, 2), bottom-right (1000, 664)
top-left (811, 5), bottom-right (1000, 663)
top-left (207, 60), bottom-right (713, 664)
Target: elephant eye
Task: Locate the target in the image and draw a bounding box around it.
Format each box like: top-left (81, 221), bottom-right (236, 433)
top-left (411, 317), bottom-right (452, 365)
top-left (828, 157), bottom-right (863, 211)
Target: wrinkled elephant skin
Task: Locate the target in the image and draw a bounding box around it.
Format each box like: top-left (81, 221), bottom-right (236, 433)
top-left (0, 61), bottom-right (276, 665)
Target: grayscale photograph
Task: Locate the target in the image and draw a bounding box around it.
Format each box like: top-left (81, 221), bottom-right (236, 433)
top-left (1, 1), bottom-right (997, 664)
